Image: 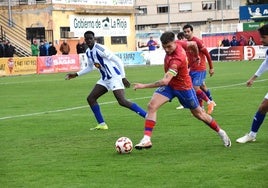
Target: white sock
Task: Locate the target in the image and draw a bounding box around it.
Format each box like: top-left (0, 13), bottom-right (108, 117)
top-left (249, 131), bottom-right (257, 138)
top-left (144, 135), bottom-right (151, 141)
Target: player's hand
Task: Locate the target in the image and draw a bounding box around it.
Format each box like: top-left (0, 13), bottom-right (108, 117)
top-left (194, 56), bottom-right (200, 64)
top-left (122, 78), bottom-right (130, 88)
top-left (209, 68), bottom-right (214, 77)
top-left (246, 79), bottom-right (254, 87)
top-left (65, 73), bottom-right (77, 80)
top-left (133, 83), bottom-right (144, 90)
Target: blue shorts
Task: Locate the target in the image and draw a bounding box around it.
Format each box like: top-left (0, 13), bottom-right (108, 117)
top-left (155, 85), bottom-right (199, 109)
top-left (189, 71), bottom-right (206, 86)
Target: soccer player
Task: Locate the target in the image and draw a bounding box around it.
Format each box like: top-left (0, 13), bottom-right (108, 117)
top-left (183, 24), bottom-right (216, 114)
top-left (65, 30), bottom-right (147, 130)
top-left (133, 31), bottom-right (231, 149)
top-left (236, 24), bottom-right (268, 143)
top-left (175, 31), bottom-right (200, 110)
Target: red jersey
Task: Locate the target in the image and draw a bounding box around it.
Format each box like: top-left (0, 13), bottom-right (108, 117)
top-left (164, 43), bottom-right (192, 90)
top-left (176, 40), bottom-right (187, 50)
top-left (187, 36), bottom-right (209, 71)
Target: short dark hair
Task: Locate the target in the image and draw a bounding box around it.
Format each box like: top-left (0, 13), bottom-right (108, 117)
top-left (84, 31), bottom-right (95, 37)
top-left (183, 24), bottom-right (193, 31)
top-left (258, 24), bottom-right (268, 36)
top-left (177, 32), bottom-right (185, 40)
top-left (160, 32), bottom-right (175, 45)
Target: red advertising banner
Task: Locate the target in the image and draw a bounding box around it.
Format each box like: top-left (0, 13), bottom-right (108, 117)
top-left (208, 46), bottom-right (244, 61)
top-left (0, 57), bottom-right (37, 76)
top-left (37, 56), bottom-right (54, 74)
top-left (37, 55), bottom-right (80, 74)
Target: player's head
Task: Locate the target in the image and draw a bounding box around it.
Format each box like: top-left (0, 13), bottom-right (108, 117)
top-left (160, 31), bottom-right (176, 55)
top-left (183, 24), bottom-right (194, 40)
top-left (177, 32), bottom-right (185, 40)
top-left (183, 24), bottom-right (193, 31)
top-left (258, 24), bottom-right (268, 46)
top-left (84, 31), bottom-right (95, 48)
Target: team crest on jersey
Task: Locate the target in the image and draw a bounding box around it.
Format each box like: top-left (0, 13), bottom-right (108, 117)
top-left (94, 63), bottom-right (101, 69)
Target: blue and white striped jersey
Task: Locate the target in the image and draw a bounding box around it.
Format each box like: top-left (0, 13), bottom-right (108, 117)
top-left (77, 43), bottom-right (125, 80)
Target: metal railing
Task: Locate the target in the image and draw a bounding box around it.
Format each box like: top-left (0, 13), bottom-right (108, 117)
top-left (0, 0), bottom-right (52, 6)
top-left (0, 15), bottom-right (31, 57)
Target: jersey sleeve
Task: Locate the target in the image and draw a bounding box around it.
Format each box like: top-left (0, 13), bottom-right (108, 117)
top-left (255, 51), bottom-right (268, 77)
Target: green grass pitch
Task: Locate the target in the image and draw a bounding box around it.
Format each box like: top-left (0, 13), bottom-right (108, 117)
top-left (1, 60), bottom-right (268, 187)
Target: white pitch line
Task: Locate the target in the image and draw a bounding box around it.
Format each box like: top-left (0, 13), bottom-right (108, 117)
top-left (1, 78), bottom-right (268, 121)
top-left (0, 97), bottom-right (151, 121)
top-left (212, 78), bottom-right (268, 89)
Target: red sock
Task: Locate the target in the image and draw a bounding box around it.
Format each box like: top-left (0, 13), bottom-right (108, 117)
top-left (196, 89), bottom-right (209, 103)
top-left (144, 119), bottom-right (156, 137)
top-left (206, 119), bottom-right (220, 132)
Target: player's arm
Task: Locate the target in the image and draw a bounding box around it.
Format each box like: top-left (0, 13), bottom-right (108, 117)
top-left (186, 41), bottom-right (200, 62)
top-left (187, 41), bottom-right (199, 55)
top-left (133, 64), bottom-right (177, 89)
top-left (65, 53), bottom-right (94, 80)
top-left (177, 40), bottom-right (199, 63)
top-left (247, 57), bottom-right (268, 87)
top-left (200, 47), bottom-right (214, 76)
top-left (200, 47), bottom-right (213, 69)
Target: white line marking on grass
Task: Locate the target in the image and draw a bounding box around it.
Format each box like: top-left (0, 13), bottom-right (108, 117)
top-left (1, 78), bottom-right (268, 121)
top-left (0, 97), bottom-right (151, 121)
top-left (212, 79), bottom-right (268, 89)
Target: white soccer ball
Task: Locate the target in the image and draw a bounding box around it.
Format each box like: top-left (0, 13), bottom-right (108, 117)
top-left (115, 137), bottom-right (133, 154)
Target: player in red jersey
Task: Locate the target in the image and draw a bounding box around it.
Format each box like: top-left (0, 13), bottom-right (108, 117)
top-left (133, 31), bottom-right (231, 150)
top-left (183, 24), bottom-right (216, 114)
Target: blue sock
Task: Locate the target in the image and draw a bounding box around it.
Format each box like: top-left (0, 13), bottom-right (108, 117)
top-left (251, 111), bottom-right (266, 132)
top-left (130, 103), bottom-right (147, 118)
top-left (204, 89), bottom-right (213, 101)
top-left (91, 104), bottom-right (104, 124)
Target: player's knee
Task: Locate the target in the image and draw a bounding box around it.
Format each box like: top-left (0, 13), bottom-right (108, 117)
top-left (117, 98), bottom-right (129, 107)
top-left (87, 95), bottom-right (95, 105)
top-left (147, 102), bottom-right (157, 112)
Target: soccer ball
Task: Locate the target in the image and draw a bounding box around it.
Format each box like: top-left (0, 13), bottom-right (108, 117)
top-left (115, 137), bottom-right (133, 154)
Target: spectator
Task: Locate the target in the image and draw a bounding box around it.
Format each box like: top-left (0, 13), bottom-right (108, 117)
top-left (147, 36), bottom-right (158, 51)
top-left (39, 40), bottom-right (47, 56)
top-left (239, 36), bottom-right (247, 46)
top-left (4, 41), bottom-right (15, 57)
top-left (221, 37), bottom-right (230, 47)
top-left (31, 40), bottom-right (39, 56)
top-left (7, 57), bottom-right (14, 74)
top-left (48, 42), bottom-right (57, 56)
top-left (60, 39), bottom-right (70, 55)
top-left (44, 40), bottom-right (50, 56)
top-left (0, 39), bottom-right (5, 57)
top-left (248, 36), bottom-right (256, 46)
top-left (230, 36), bottom-right (239, 46)
top-left (76, 41), bottom-right (86, 54)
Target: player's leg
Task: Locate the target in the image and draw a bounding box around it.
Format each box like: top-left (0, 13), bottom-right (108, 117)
top-left (135, 87), bottom-right (171, 150)
top-left (113, 89), bottom-right (147, 118)
top-left (87, 84), bottom-right (108, 130)
top-left (191, 71), bottom-right (215, 114)
top-left (200, 82), bottom-right (216, 106)
top-left (181, 88), bottom-right (231, 147)
top-left (191, 107), bottom-right (231, 147)
top-left (236, 97), bottom-right (268, 143)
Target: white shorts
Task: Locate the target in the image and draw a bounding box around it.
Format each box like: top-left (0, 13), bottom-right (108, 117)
top-left (96, 76), bottom-right (124, 91)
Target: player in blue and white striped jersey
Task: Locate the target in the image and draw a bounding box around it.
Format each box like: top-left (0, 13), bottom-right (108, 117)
top-left (65, 31), bottom-right (146, 130)
top-left (236, 24), bottom-right (268, 143)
